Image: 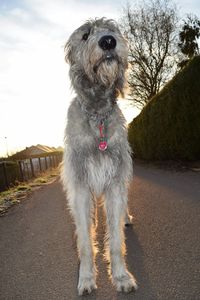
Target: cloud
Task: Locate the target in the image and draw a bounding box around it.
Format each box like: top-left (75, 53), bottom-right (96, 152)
top-left (175, 0), bottom-right (200, 16)
top-left (25, 0), bottom-right (121, 24)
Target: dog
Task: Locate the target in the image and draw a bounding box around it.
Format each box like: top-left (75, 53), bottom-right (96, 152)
top-left (62, 18), bottom-right (137, 295)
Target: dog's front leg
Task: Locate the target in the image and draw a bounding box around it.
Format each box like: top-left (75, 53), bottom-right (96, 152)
top-left (104, 185), bottom-right (137, 293)
top-left (69, 185), bottom-right (97, 295)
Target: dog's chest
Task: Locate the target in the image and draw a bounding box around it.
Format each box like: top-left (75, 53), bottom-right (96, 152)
top-left (86, 151), bottom-right (120, 195)
top-left (82, 120), bottom-right (124, 194)
top-left (88, 116), bottom-right (122, 147)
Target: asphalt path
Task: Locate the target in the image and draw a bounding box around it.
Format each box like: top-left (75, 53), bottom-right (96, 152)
top-left (0, 164), bottom-right (200, 300)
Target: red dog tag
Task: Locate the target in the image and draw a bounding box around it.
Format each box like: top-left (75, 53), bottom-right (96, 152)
top-left (98, 121), bottom-right (108, 151)
top-left (99, 141), bottom-right (108, 151)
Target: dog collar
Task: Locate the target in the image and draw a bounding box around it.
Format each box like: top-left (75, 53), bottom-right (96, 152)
top-left (78, 100), bottom-right (115, 151)
top-left (78, 99), bottom-right (116, 123)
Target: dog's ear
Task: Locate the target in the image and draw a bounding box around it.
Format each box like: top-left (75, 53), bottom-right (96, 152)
top-left (64, 40), bottom-right (73, 64)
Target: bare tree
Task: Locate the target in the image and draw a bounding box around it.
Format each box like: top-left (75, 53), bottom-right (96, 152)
top-left (120, 0), bottom-right (178, 109)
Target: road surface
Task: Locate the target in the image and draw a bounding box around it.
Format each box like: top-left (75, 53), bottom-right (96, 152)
top-left (0, 164), bottom-right (200, 300)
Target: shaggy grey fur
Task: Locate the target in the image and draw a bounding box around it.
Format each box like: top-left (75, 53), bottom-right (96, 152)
top-left (62, 18), bottom-right (137, 295)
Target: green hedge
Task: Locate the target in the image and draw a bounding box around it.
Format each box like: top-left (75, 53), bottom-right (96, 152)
top-left (128, 56), bottom-right (200, 161)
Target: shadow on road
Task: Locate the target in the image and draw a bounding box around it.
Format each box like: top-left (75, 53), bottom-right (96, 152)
top-left (123, 225), bottom-right (158, 300)
top-left (134, 164), bottom-right (200, 203)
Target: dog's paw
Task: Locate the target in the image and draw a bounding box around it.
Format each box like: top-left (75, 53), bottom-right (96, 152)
top-left (113, 271), bottom-right (138, 293)
top-left (78, 276), bottom-right (97, 296)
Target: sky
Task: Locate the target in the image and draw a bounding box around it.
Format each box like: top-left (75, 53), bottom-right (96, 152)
top-left (0, 0), bottom-right (200, 157)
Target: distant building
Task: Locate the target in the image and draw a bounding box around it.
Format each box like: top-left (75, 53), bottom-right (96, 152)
top-left (10, 144), bottom-right (63, 160)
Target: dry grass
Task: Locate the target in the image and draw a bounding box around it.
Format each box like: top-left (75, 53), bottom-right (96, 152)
top-left (0, 168), bottom-right (60, 216)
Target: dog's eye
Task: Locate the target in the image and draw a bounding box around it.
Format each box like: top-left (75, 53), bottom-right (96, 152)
top-left (82, 33), bottom-right (89, 41)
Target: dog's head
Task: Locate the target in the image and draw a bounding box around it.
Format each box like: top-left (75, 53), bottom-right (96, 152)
top-left (65, 18), bottom-right (128, 95)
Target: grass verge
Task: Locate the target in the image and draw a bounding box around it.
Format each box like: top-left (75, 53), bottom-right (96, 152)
top-left (0, 168), bottom-right (60, 216)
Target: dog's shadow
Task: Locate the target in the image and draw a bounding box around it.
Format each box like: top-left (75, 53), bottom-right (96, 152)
top-left (120, 225), bottom-right (157, 300)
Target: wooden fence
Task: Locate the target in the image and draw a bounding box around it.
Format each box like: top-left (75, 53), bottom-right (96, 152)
top-left (0, 153), bottom-right (63, 192)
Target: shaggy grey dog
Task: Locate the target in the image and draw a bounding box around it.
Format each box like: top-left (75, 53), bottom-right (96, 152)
top-left (62, 18), bottom-right (137, 295)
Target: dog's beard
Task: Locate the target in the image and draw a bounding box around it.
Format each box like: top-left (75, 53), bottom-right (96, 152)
top-left (83, 45), bottom-right (120, 87)
top-left (95, 59), bottom-right (119, 87)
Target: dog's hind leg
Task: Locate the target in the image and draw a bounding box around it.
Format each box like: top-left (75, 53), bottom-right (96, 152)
top-left (104, 185), bottom-right (137, 293)
top-left (92, 193), bottom-right (98, 229)
top-left (124, 209), bottom-right (133, 226)
top-left (68, 185), bottom-right (97, 295)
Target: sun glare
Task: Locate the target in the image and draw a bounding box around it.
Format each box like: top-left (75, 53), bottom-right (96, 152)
top-left (0, 1), bottom-right (141, 158)
top-left (118, 99), bottom-right (141, 123)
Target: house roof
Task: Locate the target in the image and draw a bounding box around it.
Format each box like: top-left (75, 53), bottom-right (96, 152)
top-left (10, 144), bottom-right (63, 160)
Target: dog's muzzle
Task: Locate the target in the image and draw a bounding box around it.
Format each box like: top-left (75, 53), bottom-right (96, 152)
top-left (93, 35), bottom-right (118, 73)
top-left (98, 35), bottom-right (116, 51)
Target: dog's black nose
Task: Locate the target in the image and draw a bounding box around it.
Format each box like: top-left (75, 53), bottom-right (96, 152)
top-left (98, 35), bottom-right (116, 50)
